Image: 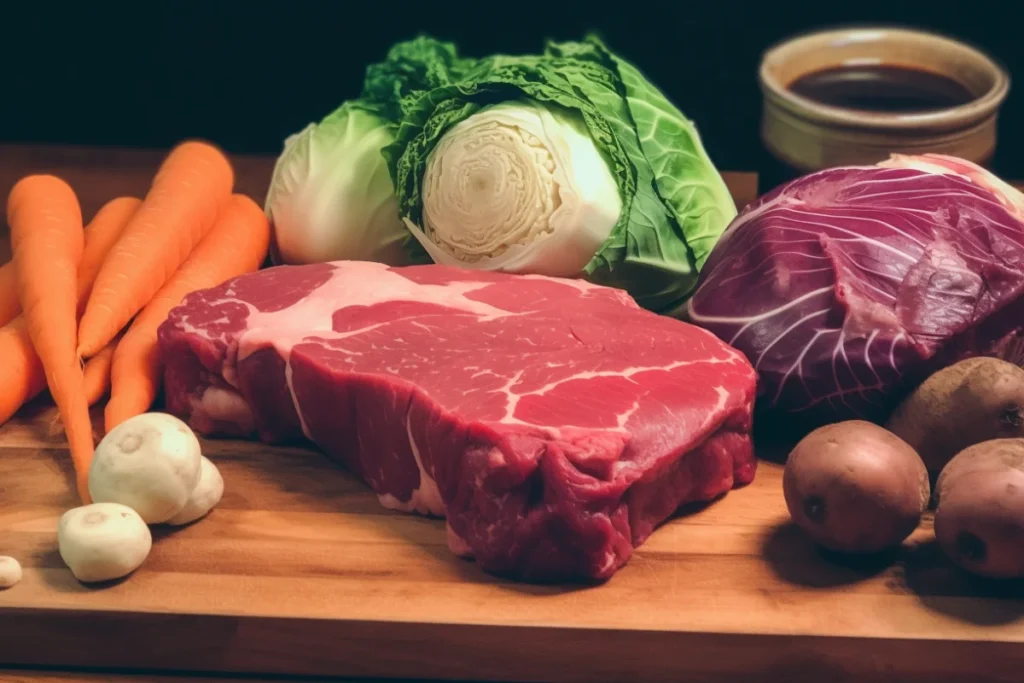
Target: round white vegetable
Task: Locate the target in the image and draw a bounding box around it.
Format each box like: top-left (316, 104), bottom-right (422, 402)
top-left (265, 105), bottom-right (412, 266)
top-left (58, 503), bottom-right (152, 583)
top-left (0, 556), bottom-right (22, 588)
top-left (412, 100), bottom-right (622, 277)
top-left (88, 412), bottom-right (203, 524)
top-left (165, 456), bottom-right (224, 526)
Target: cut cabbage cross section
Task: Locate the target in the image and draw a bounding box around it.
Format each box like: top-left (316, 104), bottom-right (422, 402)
top-left (414, 101), bottom-right (622, 277)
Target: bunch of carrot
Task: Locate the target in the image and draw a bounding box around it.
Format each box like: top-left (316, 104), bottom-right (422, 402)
top-left (1, 140), bottom-right (271, 503)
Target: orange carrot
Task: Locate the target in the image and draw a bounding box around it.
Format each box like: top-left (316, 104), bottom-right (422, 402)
top-left (105, 194), bottom-right (270, 432)
top-left (76, 197), bottom-right (142, 310)
top-left (0, 262), bottom-right (20, 327)
top-left (83, 336), bottom-right (119, 406)
top-left (7, 175), bottom-right (91, 501)
top-left (0, 319), bottom-right (46, 424)
top-left (77, 141), bottom-right (234, 357)
top-left (0, 195), bottom-right (140, 329)
top-left (0, 196), bottom-right (140, 331)
top-left (0, 195), bottom-right (139, 425)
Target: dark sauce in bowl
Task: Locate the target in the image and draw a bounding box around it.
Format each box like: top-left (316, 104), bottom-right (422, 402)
top-left (788, 65), bottom-right (976, 113)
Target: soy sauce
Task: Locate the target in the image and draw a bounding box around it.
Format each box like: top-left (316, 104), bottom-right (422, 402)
top-left (788, 65), bottom-right (976, 113)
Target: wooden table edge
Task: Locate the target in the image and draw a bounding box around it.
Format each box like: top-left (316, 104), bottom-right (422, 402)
top-left (1, 607), bottom-right (1021, 682)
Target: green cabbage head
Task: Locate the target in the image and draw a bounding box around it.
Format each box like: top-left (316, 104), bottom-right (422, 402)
top-left (360, 35), bottom-right (738, 313)
top-left (265, 103), bottom-right (415, 266)
top-left (266, 36), bottom-right (736, 313)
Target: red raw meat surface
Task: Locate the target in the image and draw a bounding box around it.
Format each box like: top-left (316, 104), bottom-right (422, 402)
top-left (158, 261), bottom-right (756, 582)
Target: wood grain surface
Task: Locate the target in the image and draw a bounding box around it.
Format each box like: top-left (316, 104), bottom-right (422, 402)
top-left (1, 146), bottom-right (1023, 683)
top-left (2, 401), bottom-right (1024, 683)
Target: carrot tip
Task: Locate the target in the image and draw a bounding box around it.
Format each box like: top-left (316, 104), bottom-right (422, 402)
top-left (76, 473), bottom-right (92, 505)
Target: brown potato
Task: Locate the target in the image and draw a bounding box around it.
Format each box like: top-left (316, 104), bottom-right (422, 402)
top-left (783, 421), bottom-right (930, 554)
top-left (935, 439), bottom-right (1024, 505)
top-left (886, 357), bottom-right (1024, 474)
top-left (933, 439), bottom-right (1024, 578)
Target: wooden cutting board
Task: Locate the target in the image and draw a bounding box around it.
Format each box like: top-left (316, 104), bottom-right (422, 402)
top-left (2, 405), bottom-right (1024, 683)
top-left (1, 146), bottom-right (1023, 683)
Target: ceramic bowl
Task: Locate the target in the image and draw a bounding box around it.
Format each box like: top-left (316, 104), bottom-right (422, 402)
top-left (759, 27), bottom-right (1010, 172)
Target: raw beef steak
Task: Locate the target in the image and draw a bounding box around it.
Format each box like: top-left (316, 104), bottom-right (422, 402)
top-left (158, 261), bottom-right (757, 581)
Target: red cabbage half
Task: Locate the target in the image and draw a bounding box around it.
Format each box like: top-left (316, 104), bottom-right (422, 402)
top-left (686, 154), bottom-right (1024, 424)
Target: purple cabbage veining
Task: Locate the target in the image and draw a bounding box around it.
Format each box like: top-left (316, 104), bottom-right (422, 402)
top-left (686, 154), bottom-right (1024, 424)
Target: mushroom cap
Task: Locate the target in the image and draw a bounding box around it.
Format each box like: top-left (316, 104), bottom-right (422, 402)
top-left (58, 502), bottom-right (152, 583)
top-left (89, 412), bottom-right (202, 523)
top-left (0, 556), bottom-right (22, 588)
top-left (166, 456), bottom-right (224, 526)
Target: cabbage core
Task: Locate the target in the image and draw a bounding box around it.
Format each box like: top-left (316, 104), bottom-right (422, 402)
top-left (413, 101), bottom-right (622, 276)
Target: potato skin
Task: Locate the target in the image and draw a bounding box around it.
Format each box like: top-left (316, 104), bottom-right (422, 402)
top-left (935, 439), bottom-right (1024, 506)
top-left (934, 468), bottom-right (1024, 579)
top-left (933, 439), bottom-right (1024, 578)
top-left (886, 358), bottom-right (1024, 474)
top-left (783, 421), bottom-right (930, 554)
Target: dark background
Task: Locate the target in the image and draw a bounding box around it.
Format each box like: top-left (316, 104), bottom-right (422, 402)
top-left (2, 1), bottom-right (1021, 187)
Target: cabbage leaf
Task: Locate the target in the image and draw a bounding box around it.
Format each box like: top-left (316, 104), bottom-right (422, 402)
top-left (360, 35), bottom-right (736, 313)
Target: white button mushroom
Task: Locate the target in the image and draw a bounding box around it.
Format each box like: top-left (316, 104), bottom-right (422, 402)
top-left (166, 456), bottom-right (224, 526)
top-left (58, 503), bottom-right (152, 583)
top-left (88, 412), bottom-right (202, 524)
top-left (0, 556), bottom-right (22, 588)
